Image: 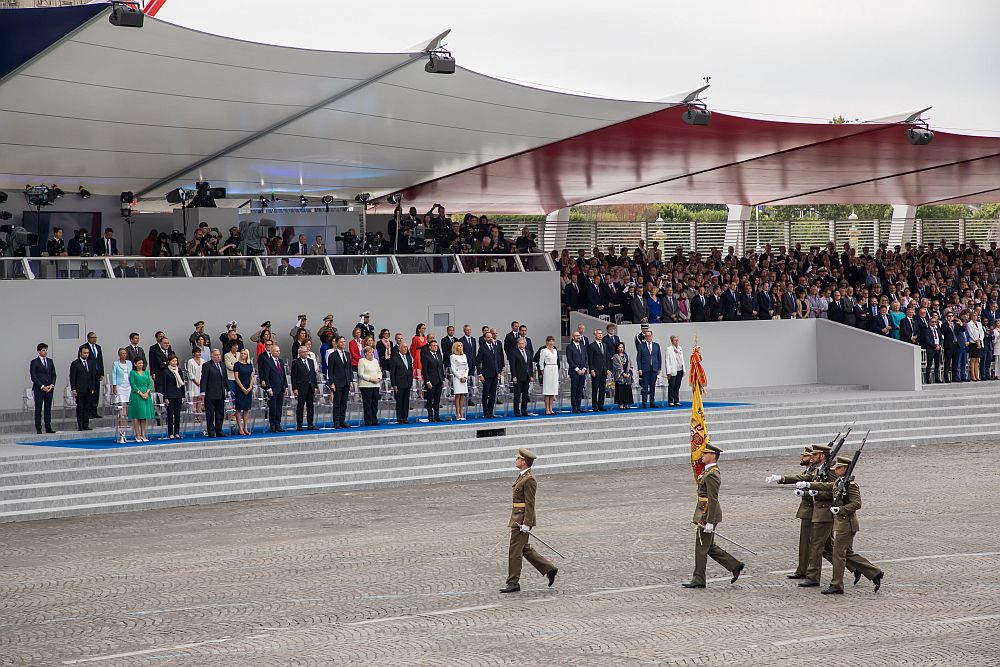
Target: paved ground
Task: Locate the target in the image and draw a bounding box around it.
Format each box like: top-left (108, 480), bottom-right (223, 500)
top-left (1, 441), bottom-right (997, 666)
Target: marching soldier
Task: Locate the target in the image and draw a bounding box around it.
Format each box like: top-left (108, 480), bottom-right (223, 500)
top-left (765, 446), bottom-right (815, 579)
top-left (682, 443), bottom-right (744, 588)
top-left (500, 448), bottom-right (558, 593)
top-left (800, 456), bottom-right (884, 594)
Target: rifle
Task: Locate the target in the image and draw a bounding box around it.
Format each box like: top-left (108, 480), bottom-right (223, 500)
top-left (818, 421), bottom-right (855, 480)
top-left (834, 430), bottom-right (869, 506)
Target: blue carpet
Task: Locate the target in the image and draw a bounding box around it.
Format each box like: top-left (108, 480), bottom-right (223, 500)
top-left (19, 401), bottom-right (750, 450)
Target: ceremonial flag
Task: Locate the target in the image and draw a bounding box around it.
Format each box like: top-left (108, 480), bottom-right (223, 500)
top-left (689, 344), bottom-right (710, 482)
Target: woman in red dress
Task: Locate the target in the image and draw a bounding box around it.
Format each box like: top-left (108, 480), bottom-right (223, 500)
top-left (410, 323), bottom-right (428, 381)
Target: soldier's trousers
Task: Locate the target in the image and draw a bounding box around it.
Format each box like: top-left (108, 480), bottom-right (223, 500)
top-left (807, 521), bottom-right (858, 581)
top-left (795, 518), bottom-right (812, 576)
top-left (507, 528), bottom-right (555, 585)
top-left (692, 527), bottom-right (741, 585)
top-left (830, 530), bottom-right (881, 589)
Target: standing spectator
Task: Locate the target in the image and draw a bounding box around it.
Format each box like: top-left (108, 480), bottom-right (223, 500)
top-left (665, 335), bottom-right (685, 407)
top-left (739, 283), bottom-right (758, 321)
top-left (587, 329), bottom-right (609, 412)
top-left (84, 331), bottom-right (105, 419)
top-left (256, 330), bottom-right (272, 360)
top-left (509, 336), bottom-right (533, 417)
top-left (956, 314), bottom-right (970, 382)
top-left (251, 320), bottom-right (272, 345)
top-left (603, 324), bottom-right (621, 358)
top-left (162, 354), bottom-right (186, 439)
top-left (357, 346), bottom-right (381, 426)
top-left (289, 315), bottom-right (311, 349)
top-left (29, 343), bottom-right (57, 434)
top-left (421, 339), bottom-right (446, 422)
top-left (942, 311), bottom-right (959, 382)
top-left (476, 331), bottom-right (503, 419)
top-left (645, 287), bottom-right (664, 324)
top-left (538, 336), bottom-right (560, 415)
top-left (201, 349), bottom-right (228, 438)
top-left (662, 286), bottom-right (681, 323)
top-left (127, 358), bottom-right (154, 441)
top-left (450, 341), bottom-right (469, 421)
top-left (410, 323), bottom-right (428, 382)
top-left (440, 325), bottom-right (457, 369)
top-left (888, 302), bottom-right (905, 340)
top-left (218, 321), bottom-right (243, 349)
top-left (375, 328), bottom-right (395, 366)
top-left (139, 229), bottom-right (158, 257)
top-left (757, 285), bottom-right (775, 320)
top-left (224, 340), bottom-right (241, 396)
top-left (611, 341), bottom-right (634, 410)
top-left (870, 305), bottom-right (892, 336)
top-left (188, 321), bottom-right (206, 350)
top-left (503, 321), bottom-right (520, 361)
top-left (721, 281), bottom-right (740, 321)
top-left (795, 289), bottom-right (811, 319)
top-left (349, 327), bottom-right (364, 375)
top-left (232, 348), bottom-right (255, 436)
top-left (388, 342), bottom-right (414, 424)
top-left (291, 328), bottom-right (309, 357)
top-left (898, 307), bottom-right (918, 344)
top-left (260, 345), bottom-right (289, 432)
top-left (966, 312), bottom-right (985, 381)
top-left (148, 335), bottom-right (173, 396)
top-left (921, 314), bottom-right (943, 384)
top-left (69, 344), bottom-right (98, 431)
top-left (186, 347), bottom-right (204, 425)
top-left (327, 336), bottom-right (352, 429)
top-left (565, 331), bottom-right (588, 413)
top-left (690, 286), bottom-right (709, 322)
top-left (291, 345), bottom-right (318, 431)
top-left (317, 314), bottom-right (337, 342)
top-left (111, 348), bottom-right (132, 407)
top-left (637, 329), bottom-right (661, 409)
top-left (807, 285), bottom-right (828, 319)
top-left (356, 312), bottom-right (375, 338)
top-left (460, 324), bottom-right (478, 391)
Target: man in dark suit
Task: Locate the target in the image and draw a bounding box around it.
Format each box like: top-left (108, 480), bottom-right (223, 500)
top-left (148, 336), bottom-right (174, 395)
top-left (421, 339), bottom-right (446, 422)
top-left (588, 329), bottom-right (610, 412)
top-left (29, 343), bottom-right (57, 434)
top-left (565, 331), bottom-right (589, 413)
top-left (461, 324), bottom-right (478, 406)
top-left (84, 331), bottom-right (105, 419)
top-left (327, 336), bottom-right (353, 428)
top-left (869, 305), bottom-right (892, 336)
top-left (603, 324), bottom-right (621, 358)
top-left (201, 348), bottom-right (228, 437)
top-left (563, 274), bottom-right (584, 311)
top-left (515, 324), bottom-right (534, 365)
top-left (942, 311), bottom-right (960, 382)
top-left (503, 321), bottom-right (520, 362)
top-left (290, 346), bottom-right (319, 430)
top-left (637, 329), bottom-right (662, 408)
top-left (898, 308), bottom-right (919, 345)
top-left (739, 284), bottom-right (758, 321)
top-left (827, 290), bottom-right (845, 323)
top-left (708, 286), bottom-right (723, 321)
top-left (69, 344), bottom-right (98, 431)
top-left (921, 313), bottom-right (944, 383)
top-left (260, 344), bottom-right (289, 432)
top-left (509, 337), bottom-right (533, 417)
top-left (95, 228), bottom-right (118, 257)
top-left (690, 286), bottom-right (709, 322)
top-left (780, 288), bottom-right (797, 320)
top-left (476, 332), bottom-right (504, 418)
top-left (841, 291), bottom-right (857, 327)
top-left (721, 281), bottom-right (740, 321)
top-left (125, 332), bottom-right (146, 367)
top-left (388, 343), bottom-right (414, 424)
top-left (286, 233), bottom-right (309, 255)
top-left (440, 325), bottom-right (457, 370)
top-left (757, 286), bottom-right (775, 320)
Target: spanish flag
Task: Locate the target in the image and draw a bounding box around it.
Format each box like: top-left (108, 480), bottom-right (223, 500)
top-left (689, 345), bottom-right (710, 482)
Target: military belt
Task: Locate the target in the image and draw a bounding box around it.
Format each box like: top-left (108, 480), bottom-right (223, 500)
top-left (512, 502), bottom-right (526, 508)
top-left (697, 496), bottom-right (708, 501)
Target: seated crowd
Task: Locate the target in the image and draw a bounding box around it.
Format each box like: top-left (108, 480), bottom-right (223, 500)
top-left (557, 238), bottom-right (1000, 384)
top-left (28, 317), bottom-right (687, 440)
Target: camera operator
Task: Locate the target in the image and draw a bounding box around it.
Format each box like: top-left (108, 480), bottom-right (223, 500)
top-left (187, 227), bottom-right (209, 257)
top-left (515, 226), bottom-right (538, 254)
top-left (390, 206), bottom-right (419, 254)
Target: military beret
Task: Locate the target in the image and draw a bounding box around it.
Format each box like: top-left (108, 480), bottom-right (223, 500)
top-left (517, 448), bottom-right (537, 461)
top-left (703, 443), bottom-right (723, 455)
top-left (811, 443), bottom-right (831, 453)
top-left (833, 455), bottom-right (852, 467)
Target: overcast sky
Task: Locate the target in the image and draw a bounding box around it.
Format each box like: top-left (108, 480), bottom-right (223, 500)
top-left (155, 0), bottom-right (999, 135)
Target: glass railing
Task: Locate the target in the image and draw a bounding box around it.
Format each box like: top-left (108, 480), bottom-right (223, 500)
top-left (0, 254), bottom-right (555, 279)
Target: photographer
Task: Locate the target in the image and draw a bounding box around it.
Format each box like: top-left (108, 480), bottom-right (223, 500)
top-left (515, 226), bottom-right (538, 254)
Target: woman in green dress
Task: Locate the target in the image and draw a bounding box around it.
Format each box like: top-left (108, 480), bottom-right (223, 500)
top-left (128, 358), bottom-right (155, 442)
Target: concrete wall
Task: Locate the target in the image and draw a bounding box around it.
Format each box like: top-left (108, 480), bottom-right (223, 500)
top-left (3, 271), bottom-right (561, 412)
top-left (569, 312), bottom-right (921, 393)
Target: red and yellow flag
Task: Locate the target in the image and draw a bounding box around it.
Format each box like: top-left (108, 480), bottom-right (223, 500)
top-left (689, 345), bottom-right (710, 482)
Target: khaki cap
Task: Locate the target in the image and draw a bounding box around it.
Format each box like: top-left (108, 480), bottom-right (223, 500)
top-left (517, 448), bottom-right (537, 461)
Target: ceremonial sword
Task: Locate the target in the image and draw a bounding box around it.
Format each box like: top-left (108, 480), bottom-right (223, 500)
top-left (692, 522), bottom-right (758, 555)
top-left (519, 526), bottom-right (567, 558)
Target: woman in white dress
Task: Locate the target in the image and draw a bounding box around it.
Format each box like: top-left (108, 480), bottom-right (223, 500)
top-left (538, 336), bottom-right (560, 415)
top-left (111, 348), bottom-right (132, 405)
top-left (450, 341), bottom-right (469, 421)
top-left (186, 346), bottom-right (204, 421)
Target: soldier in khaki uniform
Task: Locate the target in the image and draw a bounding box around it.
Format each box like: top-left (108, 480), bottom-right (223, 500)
top-left (802, 456), bottom-right (884, 594)
top-left (682, 443), bottom-right (744, 588)
top-left (765, 446), bottom-right (815, 579)
top-left (500, 448), bottom-right (558, 593)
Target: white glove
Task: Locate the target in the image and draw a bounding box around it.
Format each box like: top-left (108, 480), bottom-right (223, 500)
top-left (795, 481), bottom-right (810, 489)
top-left (830, 506), bottom-right (841, 515)
top-left (794, 489), bottom-right (805, 497)
top-left (519, 523), bottom-right (531, 533)
top-left (765, 474), bottom-right (781, 484)
top-left (808, 489), bottom-right (818, 497)
top-left (703, 523), bottom-right (715, 534)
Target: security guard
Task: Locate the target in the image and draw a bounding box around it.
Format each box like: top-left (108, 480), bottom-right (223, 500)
top-left (500, 448), bottom-right (558, 593)
top-left (682, 443), bottom-right (744, 588)
top-left (765, 447), bottom-right (815, 579)
top-left (801, 456), bottom-right (884, 594)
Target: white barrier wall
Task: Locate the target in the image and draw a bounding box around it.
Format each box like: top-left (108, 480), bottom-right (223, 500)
top-left (4, 271), bottom-right (560, 413)
top-left (569, 312), bottom-right (921, 393)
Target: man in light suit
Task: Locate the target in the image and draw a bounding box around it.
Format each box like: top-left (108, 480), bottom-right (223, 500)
top-left (29, 343), bottom-right (57, 434)
top-left (665, 335), bottom-right (686, 407)
top-left (637, 329), bottom-right (662, 408)
top-left (201, 348), bottom-right (228, 437)
top-left (260, 344), bottom-right (289, 432)
top-left (509, 337), bottom-right (533, 417)
top-left (388, 343), bottom-right (414, 424)
top-left (84, 331), bottom-right (105, 419)
top-left (476, 331), bottom-right (504, 418)
top-left (565, 331), bottom-right (589, 413)
top-left (588, 329), bottom-right (610, 412)
top-left (421, 339), bottom-right (446, 422)
top-left (327, 336), bottom-right (353, 428)
top-left (290, 345), bottom-right (319, 430)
